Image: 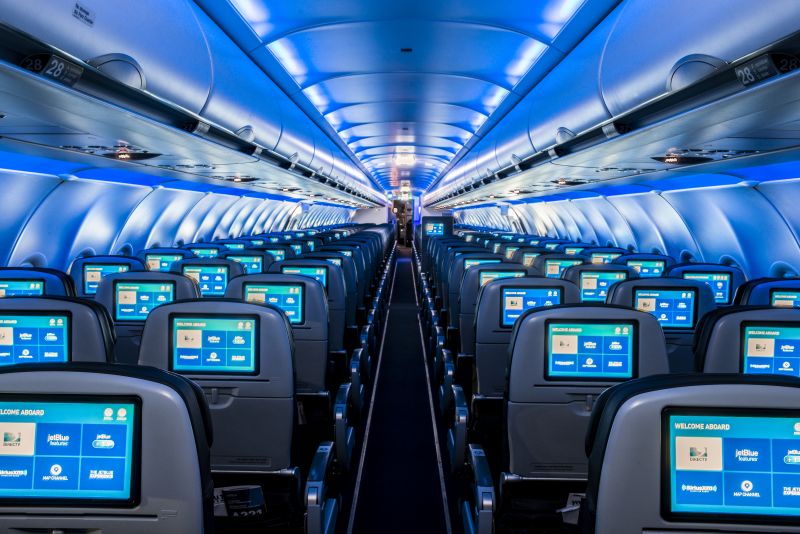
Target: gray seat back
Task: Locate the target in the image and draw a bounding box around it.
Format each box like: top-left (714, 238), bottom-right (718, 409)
top-left (269, 259), bottom-right (347, 351)
top-left (170, 259), bottom-right (244, 298)
top-left (303, 252), bottom-right (358, 324)
top-left (94, 272), bottom-right (200, 364)
top-left (446, 252), bottom-right (503, 326)
top-left (666, 263), bottom-right (747, 306)
top-left (699, 306), bottom-right (800, 375)
top-left (506, 305), bottom-right (668, 479)
top-left (0, 267), bottom-right (75, 296)
top-left (586, 375), bottom-right (800, 534)
top-left (509, 247), bottom-right (550, 267)
top-left (68, 256), bottom-right (146, 299)
top-left (225, 274), bottom-right (329, 393)
top-left (612, 253), bottom-right (675, 277)
top-left (561, 264), bottom-right (640, 303)
top-left (139, 299), bottom-right (294, 473)
top-left (0, 363), bottom-right (213, 533)
top-left (0, 297), bottom-right (112, 363)
top-left (607, 278), bottom-right (716, 372)
top-left (459, 264), bottom-right (533, 355)
top-left (736, 277), bottom-right (800, 306)
top-left (474, 277), bottom-right (580, 396)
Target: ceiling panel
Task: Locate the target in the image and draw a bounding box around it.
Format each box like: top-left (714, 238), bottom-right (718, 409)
top-left (200, 0), bottom-right (620, 192)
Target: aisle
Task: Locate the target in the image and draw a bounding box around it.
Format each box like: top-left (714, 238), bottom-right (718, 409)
top-left (349, 246), bottom-right (450, 534)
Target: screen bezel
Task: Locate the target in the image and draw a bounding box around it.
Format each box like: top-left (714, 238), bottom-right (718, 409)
top-left (168, 313), bottom-right (260, 376)
top-left (769, 288), bottom-right (800, 308)
top-left (0, 279), bottom-right (46, 297)
top-left (661, 406), bottom-right (800, 525)
top-left (0, 393), bottom-right (141, 507)
top-left (144, 254), bottom-right (183, 272)
top-left (543, 318), bottom-right (638, 382)
top-left (544, 259), bottom-right (582, 278)
top-left (0, 310), bottom-right (72, 364)
top-left (478, 270), bottom-right (526, 288)
top-left (499, 286), bottom-right (562, 328)
top-left (633, 286), bottom-right (699, 330)
top-left (627, 259), bottom-right (666, 276)
top-left (739, 320), bottom-right (800, 375)
top-left (579, 270), bottom-right (629, 302)
top-left (181, 265), bottom-right (229, 297)
top-left (682, 271), bottom-right (733, 305)
top-left (82, 263), bottom-right (131, 295)
top-left (112, 280), bottom-right (177, 322)
top-left (227, 255), bottom-right (264, 274)
top-left (243, 282), bottom-right (306, 326)
top-left (280, 265), bottom-right (329, 290)
top-left (186, 247), bottom-right (219, 258)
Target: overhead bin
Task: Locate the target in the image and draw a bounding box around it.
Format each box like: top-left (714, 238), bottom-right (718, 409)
top-left (0, 0), bottom-right (213, 113)
top-left (600, 0), bottom-right (800, 115)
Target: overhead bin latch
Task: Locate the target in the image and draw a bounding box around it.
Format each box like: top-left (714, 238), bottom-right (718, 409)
top-left (667, 54), bottom-right (727, 92)
top-left (88, 53), bottom-right (146, 90)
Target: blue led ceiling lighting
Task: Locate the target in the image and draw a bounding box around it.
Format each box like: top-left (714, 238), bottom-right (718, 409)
top-left (195, 0), bottom-right (618, 195)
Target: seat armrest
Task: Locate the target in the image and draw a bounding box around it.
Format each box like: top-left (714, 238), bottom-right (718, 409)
top-left (305, 441), bottom-right (339, 534)
top-left (349, 348), bottom-right (365, 414)
top-left (447, 385), bottom-right (469, 473)
top-left (461, 444), bottom-right (495, 534)
top-left (438, 350), bottom-right (456, 413)
top-left (334, 384), bottom-right (355, 468)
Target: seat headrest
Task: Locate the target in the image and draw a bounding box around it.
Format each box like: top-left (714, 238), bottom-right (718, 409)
top-left (736, 277), bottom-right (800, 306)
top-left (0, 267), bottom-right (75, 296)
top-left (94, 271), bottom-right (200, 323)
top-left (67, 256), bottom-right (147, 298)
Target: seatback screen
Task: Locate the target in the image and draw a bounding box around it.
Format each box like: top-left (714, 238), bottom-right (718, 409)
top-left (425, 223), bottom-right (444, 236)
top-left (244, 284), bottom-right (304, 325)
top-left (591, 252), bottom-right (622, 264)
top-left (249, 239), bottom-right (265, 246)
top-left (579, 271), bottom-right (628, 302)
top-left (144, 254), bottom-right (183, 272)
top-left (114, 281), bottom-right (175, 321)
top-left (306, 241), bottom-right (316, 252)
top-left (564, 247), bottom-right (584, 255)
top-left (546, 322), bottom-right (635, 380)
top-left (264, 249), bottom-right (285, 262)
top-left (501, 287), bottom-right (561, 327)
top-left (182, 266), bottom-right (229, 297)
top-left (664, 408), bottom-right (800, 521)
top-left (0, 314), bottom-right (69, 365)
top-left (544, 243), bottom-right (559, 250)
top-left (290, 244), bottom-right (303, 256)
top-left (742, 323), bottom-right (800, 376)
top-left (523, 253), bottom-right (540, 267)
top-left (83, 264), bottom-right (130, 295)
top-left (770, 289), bottom-right (800, 308)
top-left (171, 316), bottom-right (257, 374)
top-left (224, 243), bottom-right (245, 250)
top-left (0, 280), bottom-right (44, 297)
top-left (187, 248), bottom-right (218, 259)
top-left (683, 272), bottom-right (732, 304)
top-left (545, 259), bottom-right (582, 279)
top-left (0, 396), bottom-right (138, 504)
top-left (268, 237), bottom-right (281, 243)
top-left (464, 258), bottom-right (500, 270)
top-left (479, 270), bottom-right (525, 287)
top-left (281, 266), bottom-right (327, 290)
top-left (325, 258), bottom-right (342, 267)
top-left (635, 288), bottom-right (697, 328)
top-left (504, 247), bottom-right (519, 260)
top-left (627, 259), bottom-right (665, 277)
top-left (227, 255), bottom-right (263, 274)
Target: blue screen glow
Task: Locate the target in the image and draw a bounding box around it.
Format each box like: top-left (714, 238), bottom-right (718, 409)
top-left (144, 254), bottom-right (183, 272)
top-left (264, 249), bottom-right (286, 262)
top-left (83, 264), bottom-right (130, 295)
top-left (187, 247), bottom-right (218, 259)
top-left (114, 282), bottom-right (175, 322)
top-left (544, 243), bottom-right (559, 250)
top-left (425, 223), bottom-right (444, 236)
top-left (522, 253), bottom-right (540, 267)
top-left (627, 259), bottom-right (666, 277)
top-left (504, 246), bottom-right (520, 259)
top-left (0, 280), bottom-right (44, 297)
top-left (501, 287), bottom-right (561, 327)
top-left (544, 259), bottom-right (582, 279)
top-left (590, 252), bottom-right (622, 264)
top-left (171, 316), bottom-right (256, 374)
top-left (244, 284), bottom-right (304, 324)
top-left (564, 246), bottom-right (585, 255)
top-left (547, 322), bottom-right (634, 380)
top-left (683, 272), bottom-right (732, 304)
top-left (464, 258), bottom-right (500, 270)
top-left (227, 255), bottom-right (263, 274)
top-left (635, 288), bottom-right (696, 328)
top-left (0, 397), bottom-right (136, 502)
top-left (290, 244), bottom-right (303, 256)
top-left (182, 266), bottom-right (228, 297)
top-left (281, 266), bottom-right (327, 289)
top-left (479, 270), bottom-right (525, 287)
top-left (771, 290), bottom-right (800, 308)
top-left (0, 314), bottom-right (69, 365)
top-left (223, 243), bottom-right (245, 250)
top-left (666, 410), bottom-right (800, 519)
top-left (579, 271), bottom-right (628, 302)
top-left (742, 324), bottom-right (800, 376)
